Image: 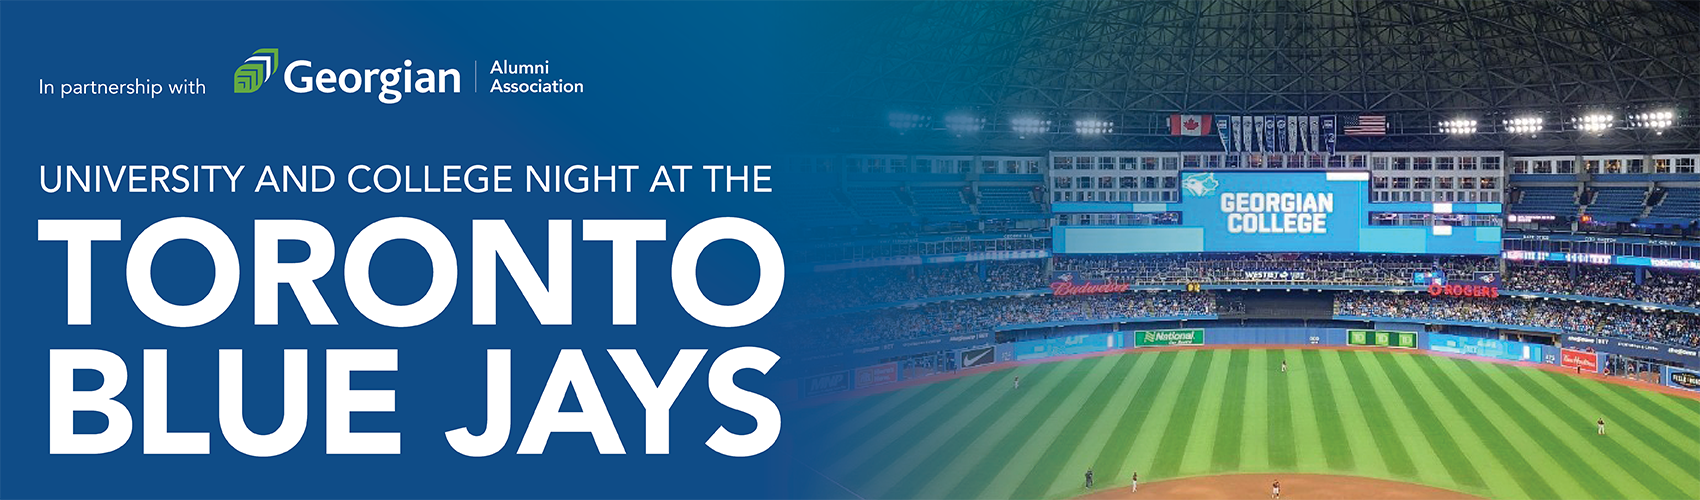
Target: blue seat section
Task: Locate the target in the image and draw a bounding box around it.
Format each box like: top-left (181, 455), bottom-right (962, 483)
top-left (847, 188), bottom-right (914, 217)
top-left (1511, 186), bottom-right (1577, 215)
top-left (1585, 187), bottom-right (1647, 217)
top-left (978, 186), bottom-right (1043, 215)
top-left (1648, 188), bottom-right (1700, 220)
top-left (910, 187), bottom-right (973, 215)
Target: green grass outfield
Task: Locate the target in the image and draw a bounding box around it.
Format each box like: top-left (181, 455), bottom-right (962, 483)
top-left (795, 349), bottom-right (1700, 500)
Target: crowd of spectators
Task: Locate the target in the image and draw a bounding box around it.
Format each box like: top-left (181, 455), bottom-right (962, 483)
top-left (792, 260), bottom-right (1046, 310)
top-left (1053, 253), bottom-right (1498, 286)
top-left (1503, 265), bottom-right (1700, 308)
top-left (794, 292), bottom-right (1215, 352)
top-left (1335, 292), bottom-right (1700, 348)
top-left (795, 257), bottom-right (1700, 314)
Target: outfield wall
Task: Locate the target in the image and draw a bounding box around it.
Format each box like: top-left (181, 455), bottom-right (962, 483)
top-left (801, 322), bottom-right (1700, 399)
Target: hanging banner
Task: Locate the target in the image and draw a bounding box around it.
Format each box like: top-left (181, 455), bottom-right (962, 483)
top-left (1322, 114), bottom-right (1338, 155)
top-left (1286, 115), bottom-right (1299, 153)
top-left (1263, 116), bottom-right (1276, 152)
top-left (1244, 116), bottom-right (1258, 153)
top-left (1217, 114), bottom-right (1232, 152)
top-left (1308, 115), bottom-right (1321, 153)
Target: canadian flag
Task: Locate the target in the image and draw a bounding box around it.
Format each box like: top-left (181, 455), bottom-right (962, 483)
top-left (1170, 114), bottom-right (1212, 136)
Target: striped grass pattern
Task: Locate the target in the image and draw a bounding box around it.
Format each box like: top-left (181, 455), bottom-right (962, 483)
top-left (796, 349), bottom-right (1700, 500)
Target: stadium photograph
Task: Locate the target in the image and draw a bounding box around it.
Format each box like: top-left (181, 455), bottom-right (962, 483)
top-left (780, 2), bottom-right (1700, 499)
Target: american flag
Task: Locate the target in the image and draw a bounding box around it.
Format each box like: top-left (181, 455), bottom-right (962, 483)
top-left (1343, 114), bottom-right (1387, 136)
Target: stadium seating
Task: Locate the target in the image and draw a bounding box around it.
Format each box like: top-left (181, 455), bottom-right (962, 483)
top-left (909, 187), bottom-right (973, 216)
top-left (795, 293), bottom-right (1216, 352)
top-left (1584, 187), bottom-right (1649, 217)
top-left (847, 188), bottom-right (915, 218)
top-left (976, 186), bottom-right (1043, 215)
top-left (1648, 188), bottom-right (1700, 221)
top-left (1510, 186), bottom-right (1579, 215)
top-left (784, 189), bottom-right (860, 224)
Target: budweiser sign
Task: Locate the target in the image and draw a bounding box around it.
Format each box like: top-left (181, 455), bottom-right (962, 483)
top-left (1049, 272), bottom-right (1131, 296)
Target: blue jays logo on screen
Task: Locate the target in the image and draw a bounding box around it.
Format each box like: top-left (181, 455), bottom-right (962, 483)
top-left (1181, 171), bottom-right (1367, 251)
top-left (1180, 172), bottom-right (1219, 197)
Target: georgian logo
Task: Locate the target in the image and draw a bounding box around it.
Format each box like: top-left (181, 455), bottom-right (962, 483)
top-left (1181, 172), bottom-right (1219, 197)
top-left (234, 48), bottom-right (279, 93)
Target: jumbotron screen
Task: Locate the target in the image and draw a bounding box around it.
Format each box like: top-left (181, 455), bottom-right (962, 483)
top-left (1052, 171), bottom-right (1502, 254)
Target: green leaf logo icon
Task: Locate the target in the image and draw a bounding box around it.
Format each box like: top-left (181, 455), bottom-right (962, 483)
top-left (234, 48), bottom-right (279, 93)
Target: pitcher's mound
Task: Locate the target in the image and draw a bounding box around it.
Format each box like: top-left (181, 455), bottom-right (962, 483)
top-left (1076, 473), bottom-right (1483, 500)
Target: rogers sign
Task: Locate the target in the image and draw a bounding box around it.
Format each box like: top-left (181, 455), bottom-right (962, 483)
top-left (1427, 275), bottom-right (1500, 298)
top-left (1050, 273), bottom-right (1132, 296)
top-left (1427, 282), bottom-right (1499, 298)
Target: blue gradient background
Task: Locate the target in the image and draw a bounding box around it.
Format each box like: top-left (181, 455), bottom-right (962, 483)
top-left (0, 2), bottom-right (850, 498)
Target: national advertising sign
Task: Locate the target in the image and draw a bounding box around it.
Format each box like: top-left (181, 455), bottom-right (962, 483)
top-left (1664, 366), bottom-right (1700, 392)
top-left (1134, 329), bottom-right (1205, 347)
top-left (1049, 272), bottom-right (1133, 296)
top-left (1428, 333), bottom-right (1544, 362)
top-left (1562, 334), bottom-right (1700, 366)
top-left (800, 371), bottom-right (853, 398)
top-left (855, 362), bottom-right (900, 388)
top-left (1561, 348), bottom-right (1602, 373)
top-left (960, 346), bottom-right (997, 369)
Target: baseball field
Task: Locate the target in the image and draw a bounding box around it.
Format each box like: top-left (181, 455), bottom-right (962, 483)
top-left (796, 349), bottom-right (1700, 500)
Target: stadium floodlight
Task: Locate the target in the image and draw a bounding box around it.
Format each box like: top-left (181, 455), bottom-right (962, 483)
top-left (1010, 116), bottom-right (1051, 138)
top-left (944, 113), bottom-right (985, 136)
top-left (1074, 118), bottom-right (1113, 136)
top-left (1630, 109), bottom-right (1676, 132)
top-left (1438, 119), bottom-right (1476, 135)
top-left (1575, 113), bottom-right (1613, 134)
top-left (1503, 116), bottom-right (1544, 135)
top-left (887, 111), bottom-right (928, 132)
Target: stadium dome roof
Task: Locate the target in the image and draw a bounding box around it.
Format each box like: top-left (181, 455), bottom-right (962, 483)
top-left (803, 1), bottom-right (1700, 154)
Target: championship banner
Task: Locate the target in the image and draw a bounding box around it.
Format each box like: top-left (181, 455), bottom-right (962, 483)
top-left (1308, 115), bottom-right (1321, 153)
top-left (1286, 115), bottom-right (1299, 153)
top-left (1244, 115), bottom-right (1258, 152)
top-left (1216, 115), bottom-right (1233, 152)
top-left (1322, 114), bottom-right (1339, 154)
top-left (1263, 116), bottom-right (1277, 152)
top-left (1219, 115), bottom-right (1329, 154)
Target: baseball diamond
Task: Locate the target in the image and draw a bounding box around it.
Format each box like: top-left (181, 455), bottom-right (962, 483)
top-left (796, 349), bottom-right (1700, 500)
